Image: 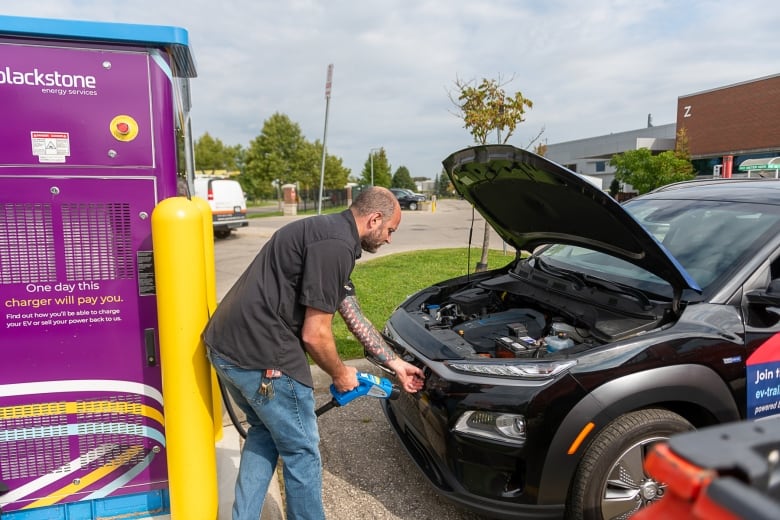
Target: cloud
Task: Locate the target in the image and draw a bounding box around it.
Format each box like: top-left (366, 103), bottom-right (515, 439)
top-left (2, 0), bottom-right (778, 178)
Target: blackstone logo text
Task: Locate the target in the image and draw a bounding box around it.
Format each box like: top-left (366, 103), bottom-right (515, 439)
top-left (0, 66), bottom-right (97, 95)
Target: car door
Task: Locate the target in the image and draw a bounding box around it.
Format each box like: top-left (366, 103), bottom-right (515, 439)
top-left (743, 255), bottom-right (780, 420)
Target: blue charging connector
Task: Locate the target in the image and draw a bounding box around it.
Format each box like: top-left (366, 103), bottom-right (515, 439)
top-left (316, 371), bottom-right (400, 416)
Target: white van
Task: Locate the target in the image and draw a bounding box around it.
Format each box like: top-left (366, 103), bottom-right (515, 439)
top-left (193, 177), bottom-right (248, 239)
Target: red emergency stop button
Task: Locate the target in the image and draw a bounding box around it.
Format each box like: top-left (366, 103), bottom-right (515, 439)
top-left (109, 115), bottom-right (139, 141)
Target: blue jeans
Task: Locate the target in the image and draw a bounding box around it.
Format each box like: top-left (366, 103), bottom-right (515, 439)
top-left (207, 349), bottom-right (324, 520)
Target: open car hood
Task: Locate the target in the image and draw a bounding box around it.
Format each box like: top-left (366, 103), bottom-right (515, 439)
top-left (442, 145), bottom-right (700, 294)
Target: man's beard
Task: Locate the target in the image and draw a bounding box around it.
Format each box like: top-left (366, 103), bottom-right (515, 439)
top-left (361, 228), bottom-right (385, 254)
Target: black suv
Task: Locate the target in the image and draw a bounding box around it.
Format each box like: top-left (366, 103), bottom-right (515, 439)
top-left (379, 145), bottom-right (780, 519)
top-left (391, 187), bottom-right (426, 211)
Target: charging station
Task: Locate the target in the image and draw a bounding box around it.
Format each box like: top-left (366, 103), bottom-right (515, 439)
top-left (0, 15), bottom-right (199, 518)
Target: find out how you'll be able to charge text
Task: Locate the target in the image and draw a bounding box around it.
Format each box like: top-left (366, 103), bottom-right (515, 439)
top-left (4, 281), bottom-right (125, 329)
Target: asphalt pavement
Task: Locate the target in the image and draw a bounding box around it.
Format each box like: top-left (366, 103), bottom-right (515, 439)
top-left (214, 199), bottom-right (507, 519)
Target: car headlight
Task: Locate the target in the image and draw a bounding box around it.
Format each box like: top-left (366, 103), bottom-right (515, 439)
top-left (454, 410), bottom-right (526, 445)
top-left (446, 359), bottom-right (576, 379)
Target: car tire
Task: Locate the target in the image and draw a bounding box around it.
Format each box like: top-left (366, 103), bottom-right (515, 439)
top-left (408, 202), bottom-right (418, 211)
top-left (214, 229), bottom-right (231, 239)
top-left (566, 408), bottom-right (693, 520)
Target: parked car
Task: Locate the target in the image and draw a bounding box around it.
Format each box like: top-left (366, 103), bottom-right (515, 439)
top-left (193, 177), bottom-right (248, 239)
top-left (391, 187), bottom-right (425, 210)
top-left (378, 145), bottom-right (780, 519)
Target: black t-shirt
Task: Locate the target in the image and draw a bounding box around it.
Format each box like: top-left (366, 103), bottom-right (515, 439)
top-left (203, 210), bottom-right (362, 387)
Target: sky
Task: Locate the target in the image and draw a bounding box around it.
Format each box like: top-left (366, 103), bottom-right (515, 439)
top-left (3, 1), bottom-right (778, 179)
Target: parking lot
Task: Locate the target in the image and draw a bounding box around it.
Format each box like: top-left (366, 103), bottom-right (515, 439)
top-left (214, 198), bottom-right (509, 298)
top-left (214, 199), bottom-right (504, 519)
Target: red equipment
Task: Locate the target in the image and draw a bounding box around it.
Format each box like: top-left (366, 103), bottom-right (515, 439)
top-left (633, 418), bottom-right (780, 520)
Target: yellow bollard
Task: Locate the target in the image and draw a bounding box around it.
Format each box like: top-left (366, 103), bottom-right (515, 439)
top-left (191, 196), bottom-right (223, 442)
top-left (191, 196), bottom-right (217, 315)
top-left (152, 196), bottom-right (218, 520)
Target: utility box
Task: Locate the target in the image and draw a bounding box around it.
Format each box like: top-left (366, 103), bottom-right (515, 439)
top-left (0, 15), bottom-right (197, 518)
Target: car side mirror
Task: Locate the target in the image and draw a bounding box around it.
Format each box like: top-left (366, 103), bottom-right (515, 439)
top-left (746, 279), bottom-right (780, 306)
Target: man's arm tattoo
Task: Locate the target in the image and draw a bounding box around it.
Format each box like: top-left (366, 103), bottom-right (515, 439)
top-left (338, 294), bottom-right (396, 363)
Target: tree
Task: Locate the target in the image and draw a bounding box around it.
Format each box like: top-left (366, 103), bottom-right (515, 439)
top-left (609, 178), bottom-right (620, 198)
top-left (302, 140), bottom-right (351, 201)
top-left (243, 113), bottom-right (308, 200)
top-left (294, 140), bottom-right (325, 202)
top-left (533, 140), bottom-right (548, 157)
top-left (450, 76), bottom-right (535, 271)
top-left (392, 166), bottom-right (416, 190)
top-left (360, 148), bottom-right (392, 187)
top-left (610, 148), bottom-right (695, 195)
top-left (675, 127), bottom-right (691, 161)
top-left (324, 154), bottom-right (351, 188)
top-left (435, 171), bottom-right (452, 197)
top-left (451, 76), bottom-right (534, 145)
top-left (194, 132), bottom-right (240, 173)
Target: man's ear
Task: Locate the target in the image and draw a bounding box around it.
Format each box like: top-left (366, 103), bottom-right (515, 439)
top-left (367, 212), bottom-right (383, 229)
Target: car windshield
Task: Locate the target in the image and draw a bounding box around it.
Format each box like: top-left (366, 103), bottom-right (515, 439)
top-left (536, 198), bottom-right (780, 298)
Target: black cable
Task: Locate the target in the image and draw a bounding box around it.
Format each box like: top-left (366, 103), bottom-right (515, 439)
top-left (0, 479), bottom-right (8, 516)
top-left (205, 296), bottom-right (247, 439)
top-left (467, 205), bottom-right (476, 281)
top-left (218, 375), bottom-right (248, 439)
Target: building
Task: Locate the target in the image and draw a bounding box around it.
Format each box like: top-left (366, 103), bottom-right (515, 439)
top-left (676, 73), bottom-right (780, 178)
top-left (544, 73), bottom-right (780, 189)
top-left (545, 122), bottom-right (676, 190)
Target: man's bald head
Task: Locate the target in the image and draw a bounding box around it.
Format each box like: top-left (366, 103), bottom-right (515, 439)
top-left (350, 187), bottom-right (399, 220)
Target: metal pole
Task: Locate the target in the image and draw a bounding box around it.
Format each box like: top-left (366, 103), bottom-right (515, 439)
top-left (317, 64), bottom-right (333, 215)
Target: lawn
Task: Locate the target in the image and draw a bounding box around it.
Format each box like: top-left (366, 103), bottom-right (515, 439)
top-left (332, 248), bottom-right (517, 359)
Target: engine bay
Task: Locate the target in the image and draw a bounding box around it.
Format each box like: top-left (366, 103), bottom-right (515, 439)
top-left (415, 288), bottom-right (595, 359)
top-left (399, 269), bottom-right (671, 360)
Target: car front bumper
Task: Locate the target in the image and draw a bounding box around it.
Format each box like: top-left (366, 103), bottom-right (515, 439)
top-left (382, 396), bottom-right (565, 520)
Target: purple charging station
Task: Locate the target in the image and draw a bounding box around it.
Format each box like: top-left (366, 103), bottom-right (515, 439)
top-left (0, 15), bottom-right (197, 518)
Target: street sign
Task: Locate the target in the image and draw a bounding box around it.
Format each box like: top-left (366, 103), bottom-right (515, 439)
top-left (325, 63), bottom-right (333, 99)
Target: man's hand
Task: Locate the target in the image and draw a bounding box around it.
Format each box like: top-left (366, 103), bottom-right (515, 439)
top-left (386, 358), bottom-right (425, 393)
top-left (332, 365), bottom-right (358, 393)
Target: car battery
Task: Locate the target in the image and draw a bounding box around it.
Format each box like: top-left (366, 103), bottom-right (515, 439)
top-left (495, 337), bottom-right (528, 357)
top-left (495, 324), bottom-right (537, 357)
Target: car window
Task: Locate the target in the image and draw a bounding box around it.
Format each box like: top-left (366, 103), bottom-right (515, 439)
top-left (632, 200), bottom-right (779, 289)
top-left (538, 199), bottom-right (780, 297)
top-left (539, 243), bottom-right (670, 293)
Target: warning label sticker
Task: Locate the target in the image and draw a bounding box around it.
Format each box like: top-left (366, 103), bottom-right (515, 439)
top-left (31, 131), bottom-right (70, 163)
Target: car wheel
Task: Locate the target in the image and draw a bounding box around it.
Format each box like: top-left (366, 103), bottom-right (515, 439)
top-left (566, 409), bottom-right (693, 520)
top-left (408, 201), bottom-right (418, 211)
top-left (214, 229), bottom-right (231, 239)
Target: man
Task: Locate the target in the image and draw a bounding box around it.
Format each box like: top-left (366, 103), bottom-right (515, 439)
top-left (204, 186), bottom-right (425, 520)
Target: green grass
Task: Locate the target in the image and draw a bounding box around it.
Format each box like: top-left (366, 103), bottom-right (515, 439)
top-left (332, 248), bottom-right (517, 359)
top-left (247, 204), bottom-right (347, 219)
